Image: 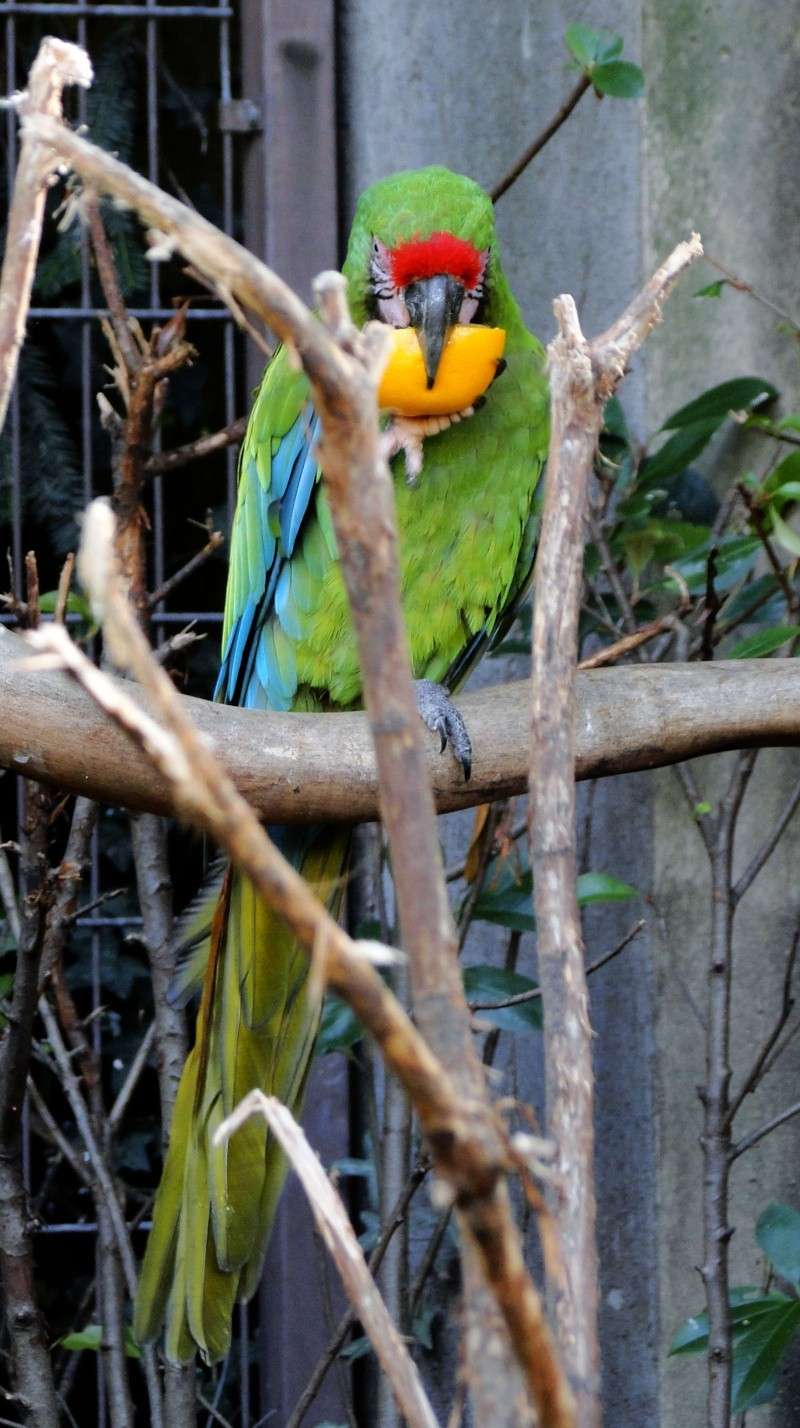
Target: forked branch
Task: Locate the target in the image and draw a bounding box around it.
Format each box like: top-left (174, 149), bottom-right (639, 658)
top-left (529, 233), bottom-right (702, 1426)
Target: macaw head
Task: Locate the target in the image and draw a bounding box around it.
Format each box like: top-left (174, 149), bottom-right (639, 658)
top-left (343, 166), bottom-right (514, 390)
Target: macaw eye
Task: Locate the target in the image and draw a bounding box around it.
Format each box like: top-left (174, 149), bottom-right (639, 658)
top-left (372, 239), bottom-right (381, 255)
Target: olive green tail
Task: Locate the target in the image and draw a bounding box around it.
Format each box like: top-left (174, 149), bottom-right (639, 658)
top-left (134, 827), bottom-right (350, 1363)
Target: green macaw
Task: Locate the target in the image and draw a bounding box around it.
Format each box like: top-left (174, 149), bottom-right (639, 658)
top-left (134, 165), bottom-right (548, 1362)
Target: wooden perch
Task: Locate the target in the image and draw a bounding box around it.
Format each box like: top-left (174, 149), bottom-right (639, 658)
top-left (2, 622), bottom-right (798, 820)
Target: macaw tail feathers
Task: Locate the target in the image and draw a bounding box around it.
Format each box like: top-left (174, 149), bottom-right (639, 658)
top-left (134, 826), bottom-right (350, 1363)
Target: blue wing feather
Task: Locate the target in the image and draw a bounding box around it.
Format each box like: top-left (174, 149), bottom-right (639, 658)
top-left (216, 396), bottom-right (320, 711)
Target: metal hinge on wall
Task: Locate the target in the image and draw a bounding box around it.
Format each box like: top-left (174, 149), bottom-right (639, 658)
top-left (218, 98), bottom-right (263, 133)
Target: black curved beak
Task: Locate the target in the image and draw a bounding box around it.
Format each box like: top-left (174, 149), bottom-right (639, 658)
top-left (404, 274), bottom-right (465, 389)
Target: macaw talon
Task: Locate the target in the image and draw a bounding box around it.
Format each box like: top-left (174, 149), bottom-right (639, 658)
top-left (414, 678), bottom-right (473, 781)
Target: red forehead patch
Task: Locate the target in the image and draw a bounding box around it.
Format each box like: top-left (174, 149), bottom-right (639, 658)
top-left (389, 232), bottom-right (483, 291)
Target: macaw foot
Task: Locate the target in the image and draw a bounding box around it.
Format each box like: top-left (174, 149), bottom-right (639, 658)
top-left (414, 679), bottom-right (472, 781)
top-left (382, 407), bottom-right (476, 487)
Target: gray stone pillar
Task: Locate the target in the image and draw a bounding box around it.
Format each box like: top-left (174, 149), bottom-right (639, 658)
top-left (338, 2), bottom-right (800, 1422)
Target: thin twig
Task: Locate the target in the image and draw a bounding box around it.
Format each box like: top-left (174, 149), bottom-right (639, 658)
top-left (86, 194), bottom-right (141, 375)
top-left (469, 919), bottom-right (645, 1012)
top-left (704, 253), bottom-right (800, 334)
top-left (725, 923), bottom-right (799, 1129)
top-left (146, 530), bottom-right (224, 608)
top-left (145, 415), bottom-right (247, 475)
top-left (108, 1022), bottom-right (156, 1130)
top-left (737, 483), bottom-right (799, 616)
top-left (285, 1161), bottom-right (429, 1428)
top-left (54, 553), bottom-right (76, 626)
top-left (491, 74), bottom-right (592, 203)
top-left (730, 1099), bottom-right (800, 1160)
top-left (700, 548), bottom-right (720, 661)
top-left (732, 773), bottom-right (800, 905)
top-left (0, 846), bottom-right (21, 942)
top-left (577, 615), bottom-right (682, 669)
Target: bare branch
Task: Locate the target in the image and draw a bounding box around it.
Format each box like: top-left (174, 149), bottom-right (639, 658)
top-left (730, 1099), bottom-right (800, 1161)
top-left (529, 235), bottom-right (702, 1425)
top-left (726, 924), bottom-right (800, 1128)
top-left (285, 1161), bottom-right (429, 1428)
top-left (28, 500), bottom-right (572, 1428)
top-left (4, 623), bottom-right (800, 821)
top-left (216, 1093), bottom-right (439, 1428)
top-left (0, 38), bottom-right (93, 433)
top-left (108, 1022), bottom-right (157, 1130)
top-left (144, 415), bottom-right (247, 475)
top-left (0, 786), bottom-right (59, 1428)
top-left (469, 919), bottom-right (645, 1012)
top-left (577, 614), bottom-right (683, 669)
top-left (732, 772), bottom-right (800, 905)
top-left (491, 74), bottom-right (592, 203)
top-left (146, 529), bottom-right (224, 608)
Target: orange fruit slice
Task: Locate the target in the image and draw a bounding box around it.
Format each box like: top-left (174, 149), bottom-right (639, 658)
top-left (377, 325), bottom-right (506, 417)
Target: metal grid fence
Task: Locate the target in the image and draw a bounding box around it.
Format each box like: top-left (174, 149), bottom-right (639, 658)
top-left (3, 2), bottom-right (246, 1421)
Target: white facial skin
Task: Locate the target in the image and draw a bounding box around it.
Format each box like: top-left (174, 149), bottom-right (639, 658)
top-left (369, 237), bottom-right (488, 327)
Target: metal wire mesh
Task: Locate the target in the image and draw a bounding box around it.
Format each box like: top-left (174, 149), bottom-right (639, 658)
top-left (2, 2), bottom-right (248, 1420)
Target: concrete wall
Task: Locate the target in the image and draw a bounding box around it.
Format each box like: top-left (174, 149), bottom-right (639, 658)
top-left (338, 2), bottom-right (800, 1423)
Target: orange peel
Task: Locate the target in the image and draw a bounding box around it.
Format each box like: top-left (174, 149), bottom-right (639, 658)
top-left (377, 324), bottom-right (506, 418)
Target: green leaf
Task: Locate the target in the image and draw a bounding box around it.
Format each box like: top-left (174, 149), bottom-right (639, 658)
top-left (662, 377), bottom-right (779, 430)
top-left (602, 395), bottom-right (631, 442)
top-left (316, 994), bottom-right (364, 1057)
top-left (592, 61), bottom-right (644, 98)
top-left (641, 420), bottom-right (720, 483)
top-left (472, 862), bottom-right (636, 934)
top-left (769, 505), bottom-right (800, 559)
top-left (471, 863), bottom-right (534, 932)
top-left (718, 573), bottom-right (781, 627)
top-left (564, 25), bottom-right (627, 69)
top-left (564, 23), bottom-right (605, 66)
top-left (412, 1302), bottom-right (439, 1351)
top-left (59, 1323), bottom-right (141, 1358)
top-left (756, 1203), bottom-right (800, 1286)
top-left (38, 591), bottom-right (93, 621)
top-left (726, 626), bottom-right (799, 659)
top-left (762, 451), bottom-right (800, 496)
top-left (669, 1289), bottom-right (791, 1355)
top-left (577, 872), bottom-right (638, 904)
top-left (463, 964), bottom-right (542, 1034)
top-left (693, 280), bottom-right (727, 299)
top-left (769, 481), bottom-right (800, 507)
top-left (657, 536), bottom-right (761, 596)
top-left (339, 1336), bottom-right (372, 1363)
top-left (732, 1300), bottom-right (800, 1411)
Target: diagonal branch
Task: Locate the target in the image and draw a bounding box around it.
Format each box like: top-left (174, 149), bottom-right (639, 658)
top-left (27, 500), bottom-right (573, 1428)
top-left (216, 1093), bottom-right (438, 1428)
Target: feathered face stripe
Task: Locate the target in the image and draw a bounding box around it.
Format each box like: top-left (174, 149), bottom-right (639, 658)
top-left (389, 232), bottom-right (484, 291)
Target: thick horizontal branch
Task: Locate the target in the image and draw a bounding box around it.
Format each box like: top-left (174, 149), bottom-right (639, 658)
top-left (3, 624), bottom-right (799, 820)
